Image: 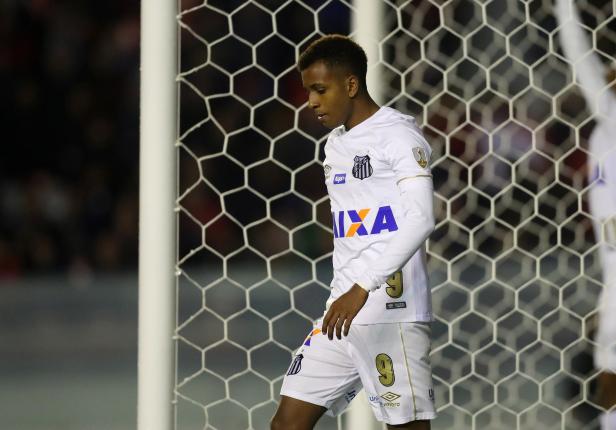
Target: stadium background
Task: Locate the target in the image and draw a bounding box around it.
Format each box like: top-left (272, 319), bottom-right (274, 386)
top-left (1, 0), bottom-right (614, 429)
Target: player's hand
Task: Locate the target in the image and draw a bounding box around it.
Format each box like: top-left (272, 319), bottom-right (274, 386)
top-left (322, 284), bottom-right (369, 340)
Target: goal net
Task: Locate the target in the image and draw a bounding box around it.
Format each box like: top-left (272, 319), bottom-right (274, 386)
top-left (173, 0), bottom-right (615, 429)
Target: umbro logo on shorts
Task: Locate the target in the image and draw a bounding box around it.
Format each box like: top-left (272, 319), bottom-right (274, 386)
top-left (369, 391), bottom-right (402, 408)
top-left (380, 392), bottom-right (401, 402)
top-left (287, 354), bottom-right (303, 376)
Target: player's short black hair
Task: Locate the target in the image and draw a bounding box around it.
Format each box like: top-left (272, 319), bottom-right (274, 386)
top-left (298, 35), bottom-right (368, 87)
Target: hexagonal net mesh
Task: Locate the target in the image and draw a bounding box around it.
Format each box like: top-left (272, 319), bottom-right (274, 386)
top-left (174, 0), bottom-right (615, 429)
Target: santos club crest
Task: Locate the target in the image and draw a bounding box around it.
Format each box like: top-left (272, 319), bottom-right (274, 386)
top-left (352, 155), bottom-right (373, 180)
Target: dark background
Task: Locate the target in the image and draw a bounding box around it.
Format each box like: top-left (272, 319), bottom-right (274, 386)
top-left (1, 1), bottom-right (140, 279)
top-left (1, 0), bottom-right (614, 429)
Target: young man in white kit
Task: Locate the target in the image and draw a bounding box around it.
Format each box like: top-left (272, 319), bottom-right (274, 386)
top-left (270, 35), bottom-right (436, 430)
top-left (556, 1), bottom-right (616, 428)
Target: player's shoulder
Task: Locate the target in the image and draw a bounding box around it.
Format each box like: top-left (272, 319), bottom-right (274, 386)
top-left (371, 107), bottom-right (421, 135)
top-left (374, 107), bottom-right (430, 149)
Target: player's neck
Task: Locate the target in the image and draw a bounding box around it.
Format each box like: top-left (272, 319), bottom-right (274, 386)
top-left (344, 97), bottom-right (380, 131)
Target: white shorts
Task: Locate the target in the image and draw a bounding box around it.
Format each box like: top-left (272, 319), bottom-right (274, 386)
top-left (595, 277), bottom-right (616, 372)
top-left (280, 321), bottom-right (436, 425)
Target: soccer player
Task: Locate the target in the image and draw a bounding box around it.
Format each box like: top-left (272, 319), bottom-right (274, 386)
top-left (556, 1), bottom-right (616, 428)
top-left (270, 35), bottom-right (436, 430)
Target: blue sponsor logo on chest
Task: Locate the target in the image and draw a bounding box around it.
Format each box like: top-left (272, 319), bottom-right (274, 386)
top-left (333, 173), bottom-right (346, 184)
top-left (332, 206), bottom-right (398, 238)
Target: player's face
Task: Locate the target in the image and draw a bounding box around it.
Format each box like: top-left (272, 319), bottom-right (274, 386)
top-left (301, 61), bottom-right (353, 129)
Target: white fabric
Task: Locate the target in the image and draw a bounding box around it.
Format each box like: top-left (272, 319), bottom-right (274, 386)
top-left (589, 112), bottom-right (616, 372)
top-left (280, 321), bottom-right (436, 425)
top-left (600, 411), bottom-right (616, 430)
top-left (557, 0), bottom-right (616, 373)
top-left (354, 176), bottom-right (434, 293)
top-left (556, 0), bottom-right (616, 118)
top-left (322, 106), bottom-right (435, 324)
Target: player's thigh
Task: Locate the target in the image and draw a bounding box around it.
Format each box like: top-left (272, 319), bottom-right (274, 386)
top-left (279, 325), bottom-right (361, 418)
top-left (387, 419), bottom-right (431, 429)
top-left (270, 395), bottom-right (327, 430)
top-left (350, 322), bottom-right (436, 425)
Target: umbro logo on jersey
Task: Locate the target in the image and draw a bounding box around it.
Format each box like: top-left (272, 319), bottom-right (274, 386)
top-left (324, 164), bottom-right (332, 179)
top-left (352, 155), bottom-right (373, 180)
top-left (333, 173), bottom-right (346, 184)
top-left (332, 206), bottom-right (398, 238)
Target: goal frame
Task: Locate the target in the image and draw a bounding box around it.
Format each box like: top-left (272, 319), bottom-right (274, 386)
top-left (138, 1), bottom-right (178, 430)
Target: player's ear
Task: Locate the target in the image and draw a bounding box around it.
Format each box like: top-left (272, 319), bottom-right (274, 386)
top-left (347, 75), bottom-right (359, 98)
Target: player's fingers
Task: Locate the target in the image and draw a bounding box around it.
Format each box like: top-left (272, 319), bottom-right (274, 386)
top-left (327, 314), bottom-right (339, 340)
top-left (343, 317), bottom-right (353, 337)
top-left (322, 308), bottom-right (334, 335)
top-left (335, 315), bottom-right (345, 340)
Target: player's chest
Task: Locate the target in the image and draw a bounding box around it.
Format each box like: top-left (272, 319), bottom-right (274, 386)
top-left (323, 144), bottom-right (393, 190)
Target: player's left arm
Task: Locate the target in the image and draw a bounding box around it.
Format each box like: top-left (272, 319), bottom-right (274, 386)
top-left (353, 175), bottom-right (434, 290)
top-left (322, 127), bottom-right (435, 340)
top-left (354, 125), bottom-right (435, 291)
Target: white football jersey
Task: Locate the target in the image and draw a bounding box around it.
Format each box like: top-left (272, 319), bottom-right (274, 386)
top-left (322, 107), bottom-right (434, 324)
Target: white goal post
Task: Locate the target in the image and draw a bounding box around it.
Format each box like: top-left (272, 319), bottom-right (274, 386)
top-left (138, 1), bottom-right (177, 430)
top-left (345, 2), bottom-right (384, 429)
top-left (137, 1), bottom-right (384, 429)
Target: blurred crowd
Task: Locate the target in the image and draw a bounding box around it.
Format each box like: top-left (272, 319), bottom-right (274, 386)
top-left (0, 0), bottom-right (606, 282)
top-left (0, 0), bottom-right (353, 282)
top-left (1, 1), bottom-right (140, 280)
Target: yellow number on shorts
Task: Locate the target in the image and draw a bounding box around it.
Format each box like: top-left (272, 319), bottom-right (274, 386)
top-left (386, 271), bottom-right (403, 298)
top-left (375, 353), bottom-right (395, 387)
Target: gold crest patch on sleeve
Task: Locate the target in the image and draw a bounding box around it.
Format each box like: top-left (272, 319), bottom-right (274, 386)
top-left (412, 147), bottom-right (429, 168)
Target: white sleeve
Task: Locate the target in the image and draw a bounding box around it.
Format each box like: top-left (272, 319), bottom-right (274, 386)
top-left (354, 176), bottom-right (435, 292)
top-left (555, 0), bottom-right (616, 116)
top-left (385, 122), bottom-right (432, 183)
